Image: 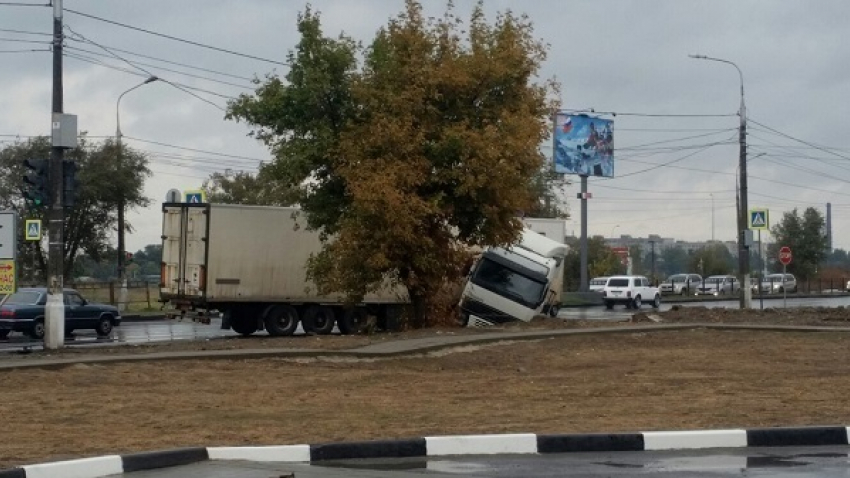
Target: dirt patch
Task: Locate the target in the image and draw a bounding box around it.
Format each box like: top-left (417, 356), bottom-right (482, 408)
top-left (1, 328), bottom-right (850, 469)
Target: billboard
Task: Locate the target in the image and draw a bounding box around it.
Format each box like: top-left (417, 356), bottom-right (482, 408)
top-left (553, 113), bottom-right (614, 177)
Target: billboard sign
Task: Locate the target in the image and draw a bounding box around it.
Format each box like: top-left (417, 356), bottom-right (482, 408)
top-left (553, 113), bottom-right (614, 177)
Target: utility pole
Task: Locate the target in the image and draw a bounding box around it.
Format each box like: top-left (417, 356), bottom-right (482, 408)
top-left (689, 54), bottom-right (750, 308)
top-left (45, 0), bottom-right (66, 349)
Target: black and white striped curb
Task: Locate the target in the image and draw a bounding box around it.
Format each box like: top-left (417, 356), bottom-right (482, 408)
top-left (2, 426), bottom-right (849, 477)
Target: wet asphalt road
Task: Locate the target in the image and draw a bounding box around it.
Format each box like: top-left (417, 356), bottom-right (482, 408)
top-left (104, 446), bottom-right (850, 477)
top-left (2, 295), bottom-right (849, 353)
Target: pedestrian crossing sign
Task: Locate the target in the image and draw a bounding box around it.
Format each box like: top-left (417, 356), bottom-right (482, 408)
top-left (184, 190), bottom-right (206, 204)
top-left (24, 219), bottom-right (42, 241)
top-left (749, 208), bottom-right (769, 230)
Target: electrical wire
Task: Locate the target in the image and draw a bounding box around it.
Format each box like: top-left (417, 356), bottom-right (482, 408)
top-left (0, 36), bottom-right (49, 44)
top-left (0, 47), bottom-right (48, 53)
top-left (0, 27), bottom-right (50, 36)
top-left (62, 49), bottom-right (231, 111)
top-left (558, 108), bottom-right (737, 118)
top-left (749, 117), bottom-right (850, 162)
top-left (64, 8), bottom-right (288, 67)
top-left (65, 45), bottom-right (254, 89)
top-left (64, 40), bottom-right (255, 81)
top-left (122, 136), bottom-right (266, 162)
top-left (64, 25), bottom-right (231, 110)
top-left (616, 128), bottom-right (737, 151)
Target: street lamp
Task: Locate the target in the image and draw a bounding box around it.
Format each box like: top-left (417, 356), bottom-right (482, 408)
top-left (610, 224), bottom-right (620, 239)
top-left (116, 76), bottom-right (158, 311)
top-left (689, 54), bottom-right (750, 309)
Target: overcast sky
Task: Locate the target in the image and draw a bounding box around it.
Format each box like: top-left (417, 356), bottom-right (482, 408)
top-left (2, 0), bottom-right (849, 255)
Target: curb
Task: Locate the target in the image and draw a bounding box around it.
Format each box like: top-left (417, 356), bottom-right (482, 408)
top-left (3, 426), bottom-right (849, 477)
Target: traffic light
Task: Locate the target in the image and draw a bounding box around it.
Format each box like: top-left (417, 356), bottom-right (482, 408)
top-left (22, 158), bottom-right (49, 207)
top-left (63, 159), bottom-right (79, 208)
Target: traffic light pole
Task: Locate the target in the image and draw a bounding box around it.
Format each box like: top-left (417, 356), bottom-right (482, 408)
top-left (45, 0), bottom-right (66, 349)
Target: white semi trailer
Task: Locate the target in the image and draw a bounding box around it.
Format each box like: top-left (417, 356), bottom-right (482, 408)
top-left (160, 203), bottom-right (567, 335)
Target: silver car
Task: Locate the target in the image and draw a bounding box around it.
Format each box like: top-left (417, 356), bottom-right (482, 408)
top-left (760, 273), bottom-right (797, 294)
top-left (659, 273), bottom-right (702, 295)
top-left (696, 275), bottom-right (739, 296)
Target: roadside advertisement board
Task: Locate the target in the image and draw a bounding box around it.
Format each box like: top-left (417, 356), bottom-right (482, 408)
top-left (553, 113), bottom-right (614, 177)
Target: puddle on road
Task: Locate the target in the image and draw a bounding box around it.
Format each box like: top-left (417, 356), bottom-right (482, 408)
top-left (317, 458), bottom-right (491, 474)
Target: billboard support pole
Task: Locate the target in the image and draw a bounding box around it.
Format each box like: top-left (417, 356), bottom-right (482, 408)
top-left (579, 174), bottom-right (588, 292)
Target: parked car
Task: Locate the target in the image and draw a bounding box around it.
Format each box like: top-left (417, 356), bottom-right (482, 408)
top-left (760, 273), bottom-right (797, 294)
top-left (696, 275), bottom-right (740, 296)
top-left (602, 275), bottom-right (661, 310)
top-left (659, 273), bottom-right (703, 295)
top-left (589, 277), bottom-right (609, 293)
top-left (0, 288), bottom-right (122, 340)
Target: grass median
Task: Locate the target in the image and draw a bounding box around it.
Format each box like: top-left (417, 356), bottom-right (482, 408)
top-left (1, 328), bottom-right (849, 469)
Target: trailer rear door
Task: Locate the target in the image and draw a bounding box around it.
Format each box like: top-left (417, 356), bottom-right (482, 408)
top-left (161, 204), bottom-right (208, 300)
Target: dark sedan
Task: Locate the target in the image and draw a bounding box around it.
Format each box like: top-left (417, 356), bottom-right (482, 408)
top-left (0, 288), bottom-right (122, 340)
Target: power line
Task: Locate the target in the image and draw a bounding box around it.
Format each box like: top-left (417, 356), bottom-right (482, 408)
top-left (64, 39), bottom-right (255, 81)
top-left (591, 183), bottom-right (734, 195)
top-left (123, 136), bottom-right (266, 162)
top-left (0, 36), bottom-right (49, 44)
top-left (601, 135), bottom-right (736, 179)
top-left (749, 117), bottom-right (850, 162)
top-left (0, 2), bottom-right (48, 6)
top-left (0, 47), bottom-right (48, 53)
top-left (65, 45), bottom-right (254, 90)
top-left (62, 46), bottom-right (230, 111)
top-left (64, 8), bottom-right (289, 67)
top-left (558, 108), bottom-right (737, 118)
top-left (0, 27), bottom-right (50, 36)
top-left (616, 128), bottom-right (737, 151)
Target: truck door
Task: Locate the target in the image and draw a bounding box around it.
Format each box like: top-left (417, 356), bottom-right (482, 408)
top-left (161, 204), bottom-right (209, 299)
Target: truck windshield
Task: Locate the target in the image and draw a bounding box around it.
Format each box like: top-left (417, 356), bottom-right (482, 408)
top-left (4, 291), bottom-right (40, 305)
top-left (471, 258), bottom-right (546, 309)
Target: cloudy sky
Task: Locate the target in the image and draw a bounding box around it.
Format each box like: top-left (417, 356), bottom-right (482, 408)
top-left (2, 0), bottom-right (849, 254)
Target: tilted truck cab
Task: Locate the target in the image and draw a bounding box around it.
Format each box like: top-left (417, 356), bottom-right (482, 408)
top-left (459, 229), bottom-right (568, 327)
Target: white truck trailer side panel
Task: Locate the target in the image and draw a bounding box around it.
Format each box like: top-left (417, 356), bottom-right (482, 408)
top-left (166, 204), bottom-right (408, 304)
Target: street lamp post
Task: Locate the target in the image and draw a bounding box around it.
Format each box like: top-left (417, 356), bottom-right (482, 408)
top-left (116, 76), bottom-right (158, 311)
top-left (610, 224), bottom-right (620, 239)
top-left (689, 54), bottom-right (750, 309)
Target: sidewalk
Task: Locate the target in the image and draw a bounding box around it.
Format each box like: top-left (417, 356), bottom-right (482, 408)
top-left (3, 322), bottom-right (849, 371)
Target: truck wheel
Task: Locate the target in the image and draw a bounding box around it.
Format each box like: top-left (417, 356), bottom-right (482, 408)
top-left (264, 305), bottom-right (299, 337)
top-left (604, 301), bottom-right (614, 310)
top-left (548, 305), bottom-right (560, 318)
top-left (230, 312), bottom-right (259, 336)
top-left (652, 294), bottom-right (661, 309)
top-left (632, 296), bottom-right (642, 309)
top-left (338, 307), bottom-right (368, 335)
top-left (303, 306), bottom-right (336, 335)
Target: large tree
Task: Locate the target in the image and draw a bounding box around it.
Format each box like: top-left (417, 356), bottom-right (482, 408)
top-left (0, 136), bottom-right (150, 281)
top-left (768, 207), bottom-right (828, 280)
top-left (227, 2), bottom-right (556, 325)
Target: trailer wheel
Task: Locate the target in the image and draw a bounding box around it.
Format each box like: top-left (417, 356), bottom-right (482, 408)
top-left (264, 305), bottom-right (299, 337)
top-left (303, 305), bottom-right (336, 335)
top-left (337, 307), bottom-right (368, 335)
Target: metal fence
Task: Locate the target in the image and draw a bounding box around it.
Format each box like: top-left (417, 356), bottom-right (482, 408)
top-left (18, 281), bottom-right (161, 311)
